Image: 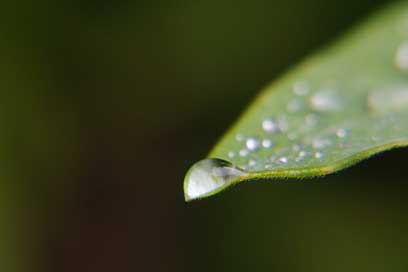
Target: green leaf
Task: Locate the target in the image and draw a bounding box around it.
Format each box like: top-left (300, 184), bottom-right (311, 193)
top-left (184, 1), bottom-right (408, 202)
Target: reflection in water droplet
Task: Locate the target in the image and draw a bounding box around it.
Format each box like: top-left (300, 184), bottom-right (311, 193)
top-left (246, 137), bottom-right (260, 151)
top-left (262, 118), bottom-right (280, 133)
top-left (395, 42), bottom-right (408, 72)
top-left (293, 81), bottom-right (310, 96)
top-left (368, 86), bottom-right (408, 113)
top-left (310, 90), bottom-right (343, 112)
top-left (184, 158), bottom-right (247, 201)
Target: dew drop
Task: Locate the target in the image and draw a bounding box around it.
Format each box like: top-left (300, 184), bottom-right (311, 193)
top-left (228, 151), bottom-right (235, 159)
top-left (235, 133), bottom-right (244, 142)
top-left (184, 158), bottom-right (247, 201)
top-left (309, 90), bottom-right (343, 112)
top-left (246, 137), bottom-right (261, 151)
top-left (395, 42), bottom-right (408, 72)
top-left (262, 118), bottom-right (280, 133)
top-left (336, 128), bottom-right (348, 138)
top-left (295, 151), bottom-right (308, 162)
top-left (262, 139), bottom-right (273, 148)
top-left (278, 157), bottom-right (288, 164)
top-left (314, 152), bottom-right (323, 159)
top-left (368, 86), bottom-right (408, 113)
top-left (239, 149), bottom-right (249, 157)
top-left (248, 159), bottom-right (257, 167)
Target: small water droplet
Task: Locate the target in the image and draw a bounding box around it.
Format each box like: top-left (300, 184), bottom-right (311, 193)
top-left (184, 158), bottom-right (247, 201)
top-left (235, 133), bottom-right (244, 142)
top-left (262, 118), bottom-right (280, 133)
top-left (368, 86), bottom-right (408, 113)
top-left (239, 149), bottom-right (249, 157)
top-left (293, 81), bottom-right (310, 96)
top-left (248, 159), bottom-right (257, 167)
top-left (246, 137), bottom-right (261, 151)
top-left (228, 151), bottom-right (235, 158)
top-left (310, 90), bottom-right (343, 112)
top-left (295, 151), bottom-right (308, 162)
top-left (278, 157), bottom-right (288, 164)
top-left (395, 42), bottom-right (408, 72)
top-left (336, 128), bottom-right (348, 138)
top-left (262, 139), bottom-right (273, 148)
top-left (314, 152), bottom-right (323, 159)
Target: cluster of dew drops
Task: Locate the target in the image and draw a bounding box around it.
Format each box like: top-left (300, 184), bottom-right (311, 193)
top-left (225, 34), bottom-right (408, 172)
top-left (226, 81), bottom-right (352, 171)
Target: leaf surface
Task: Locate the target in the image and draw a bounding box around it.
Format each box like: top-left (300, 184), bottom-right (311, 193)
top-left (184, 1), bottom-right (408, 201)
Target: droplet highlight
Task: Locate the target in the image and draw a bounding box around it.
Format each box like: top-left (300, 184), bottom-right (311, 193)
top-left (246, 137), bottom-right (261, 151)
top-left (262, 118), bottom-right (280, 133)
top-left (184, 158), bottom-right (247, 201)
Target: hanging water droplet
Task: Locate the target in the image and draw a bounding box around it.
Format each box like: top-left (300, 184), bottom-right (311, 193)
top-left (184, 158), bottom-right (247, 201)
top-left (239, 149), bottom-right (249, 157)
top-left (309, 89), bottom-right (343, 112)
top-left (246, 137), bottom-right (260, 151)
top-left (262, 118), bottom-right (280, 133)
top-left (293, 81), bottom-right (310, 96)
top-left (262, 139), bottom-right (273, 148)
top-left (395, 42), bottom-right (408, 72)
top-left (368, 86), bottom-right (408, 113)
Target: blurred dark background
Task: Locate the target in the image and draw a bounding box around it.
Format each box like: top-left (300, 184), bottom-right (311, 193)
top-left (1, 0), bottom-right (408, 271)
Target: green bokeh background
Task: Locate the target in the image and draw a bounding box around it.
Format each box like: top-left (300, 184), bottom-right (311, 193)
top-left (1, 0), bottom-right (407, 271)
